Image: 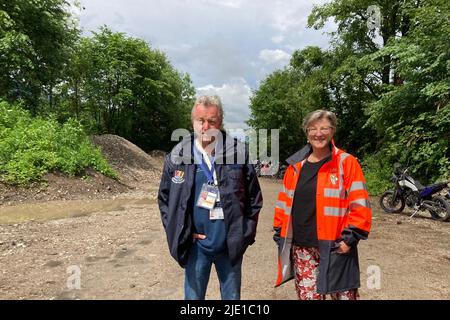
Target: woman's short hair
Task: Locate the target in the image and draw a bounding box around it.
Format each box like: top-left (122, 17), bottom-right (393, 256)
top-left (191, 95), bottom-right (224, 123)
top-left (302, 109), bottom-right (337, 134)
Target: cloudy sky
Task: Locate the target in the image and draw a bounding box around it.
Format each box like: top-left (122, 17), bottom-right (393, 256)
top-left (77, 0), bottom-right (333, 131)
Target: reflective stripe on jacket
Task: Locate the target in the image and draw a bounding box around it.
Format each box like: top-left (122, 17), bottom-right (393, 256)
top-left (273, 141), bottom-right (371, 294)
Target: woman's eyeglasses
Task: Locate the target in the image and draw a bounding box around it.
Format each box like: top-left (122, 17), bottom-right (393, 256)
top-left (307, 127), bottom-right (333, 134)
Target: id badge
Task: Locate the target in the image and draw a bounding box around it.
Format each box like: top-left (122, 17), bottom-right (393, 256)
top-left (210, 201), bottom-right (224, 220)
top-left (196, 183), bottom-right (218, 210)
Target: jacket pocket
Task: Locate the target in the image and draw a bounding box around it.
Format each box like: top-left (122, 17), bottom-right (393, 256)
top-left (327, 246), bottom-right (360, 292)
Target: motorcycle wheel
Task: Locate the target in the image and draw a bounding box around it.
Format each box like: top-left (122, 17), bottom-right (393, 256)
top-left (379, 190), bottom-right (405, 213)
top-left (429, 196), bottom-right (450, 222)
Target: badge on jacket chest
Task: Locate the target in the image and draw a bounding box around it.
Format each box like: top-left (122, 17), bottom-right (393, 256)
top-left (171, 170), bottom-right (185, 184)
top-left (330, 174), bottom-right (338, 185)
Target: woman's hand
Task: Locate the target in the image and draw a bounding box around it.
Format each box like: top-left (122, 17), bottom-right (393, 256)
top-left (336, 241), bottom-right (350, 254)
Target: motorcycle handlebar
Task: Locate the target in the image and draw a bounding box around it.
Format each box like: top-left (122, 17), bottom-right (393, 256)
top-left (393, 165), bottom-right (411, 176)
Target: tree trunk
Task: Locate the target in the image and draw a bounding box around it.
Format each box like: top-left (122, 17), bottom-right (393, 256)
top-left (49, 84), bottom-right (53, 111)
top-left (74, 80), bottom-right (80, 119)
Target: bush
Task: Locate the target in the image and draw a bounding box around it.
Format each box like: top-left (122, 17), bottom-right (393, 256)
top-left (0, 101), bottom-right (117, 184)
top-left (361, 153), bottom-right (393, 196)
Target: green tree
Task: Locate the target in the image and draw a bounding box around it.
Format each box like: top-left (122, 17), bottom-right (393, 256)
top-left (61, 27), bottom-right (195, 151)
top-left (308, 0), bottom-right (413, 85)
top-left (248, 47), bottom-right (332, 162)
top-left (366, 0), bottom-right (450, 182)
top-left (249, 45), bottom-right (377, 162)
top-left (250, 0), bottom-right (449, 194)
top-left (0, 0), bottom-right (79, 114)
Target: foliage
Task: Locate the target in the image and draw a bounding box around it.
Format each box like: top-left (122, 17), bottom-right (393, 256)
top-left (1, 2), bottom-right (196, 185)
top-left (0, 101), bottom-right (116, 184)
top-left (249, 0), bottom-right (449, 193)
top-left (361, 153), bottom-right (392, 195)
top-left (1, 1), bottom-right (195, 154)
top-left (365, 0), bottom-right (450, 183)
top-left (56, 27), bottom-right (195, 151)
top-left (0, 0), bottom-right (79, 113)
top-left (249, 45), bottom-right (377, 162)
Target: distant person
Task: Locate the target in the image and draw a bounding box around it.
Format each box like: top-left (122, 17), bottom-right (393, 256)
top-left (158, 95), bottom-right (263, 300)
top-left (273, 109), bottom-right (372, 300)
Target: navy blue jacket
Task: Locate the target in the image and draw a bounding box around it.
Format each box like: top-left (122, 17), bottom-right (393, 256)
top-left (158, 133), bottom-right (263, 267)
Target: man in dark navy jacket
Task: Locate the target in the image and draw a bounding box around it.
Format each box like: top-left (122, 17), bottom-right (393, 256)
top-left (158, 95), bottom-right (263, 300)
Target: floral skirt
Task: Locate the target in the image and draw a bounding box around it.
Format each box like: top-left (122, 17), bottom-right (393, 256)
top-left (292, 245), bottom-right (359, 300)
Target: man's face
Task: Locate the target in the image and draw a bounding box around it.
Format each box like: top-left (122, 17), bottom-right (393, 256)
top-left (192, 103), bottom-right (221, 143)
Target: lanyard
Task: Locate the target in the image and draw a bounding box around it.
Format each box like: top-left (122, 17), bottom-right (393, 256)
top-left (194, 143), bottom-right (216, 185)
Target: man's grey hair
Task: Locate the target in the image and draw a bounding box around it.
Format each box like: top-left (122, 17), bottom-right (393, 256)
top-left (302, 109), bottom-right (337, 134)
top-left (191, 95), bottom-right (224, 123)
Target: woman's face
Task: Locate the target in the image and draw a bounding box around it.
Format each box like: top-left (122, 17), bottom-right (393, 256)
top-left (306, 117), bottom-right (335, 151)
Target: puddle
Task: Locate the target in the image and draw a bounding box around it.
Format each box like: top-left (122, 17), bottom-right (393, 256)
top-left (0, 198), bottom-right (152, 225)
top-left (44, 260), bottom-right (63, 268)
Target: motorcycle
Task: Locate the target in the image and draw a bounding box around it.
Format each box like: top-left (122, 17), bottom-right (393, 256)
top-left (379, 164), bottom-right (450, 221)
top-left (254, 160), bottom-right (286, 179)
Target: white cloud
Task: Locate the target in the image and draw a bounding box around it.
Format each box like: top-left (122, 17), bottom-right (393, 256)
top-left (269, 0), bottom-right (329, 33)
top-left (271, 35), bottom-right (284, 44)
top-left (196, 78), bottom-right (252, 130)
top-left (259, 49), bottom-right (291, 64)
top-left (78, 0), bottom-right (333, 129)
top-left (200, 0), bottom-right (243, 8)
top-left (271, 11), bottom-right (305, 33)
top-left (269, 1), bottom-right (308, 32)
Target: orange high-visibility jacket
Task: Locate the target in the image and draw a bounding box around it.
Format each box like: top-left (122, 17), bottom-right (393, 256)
top-left (273, 142), bottom-right (371, 294)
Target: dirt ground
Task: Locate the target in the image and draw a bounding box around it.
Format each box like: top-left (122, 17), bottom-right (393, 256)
top-left (0, 135), bottom-right (449, 300)
top-left (1, 177), bottom-right (449, 300)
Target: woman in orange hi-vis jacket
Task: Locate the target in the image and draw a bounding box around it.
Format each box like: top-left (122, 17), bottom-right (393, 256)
top-left (273, 109), bottom-right (371, 300)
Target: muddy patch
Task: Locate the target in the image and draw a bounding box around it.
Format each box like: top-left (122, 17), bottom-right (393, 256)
top-left (0, 198), bottom-right (153, 225)
top-left (85, 256), bottom-right (110, 263)
top-left (44, 260), bottom-right (63, 268)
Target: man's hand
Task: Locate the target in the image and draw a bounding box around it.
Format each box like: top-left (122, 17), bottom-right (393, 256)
top-left (336, 241), bottom-right (350, 254)
top-left (193, 233), bottom-right (207, 241)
